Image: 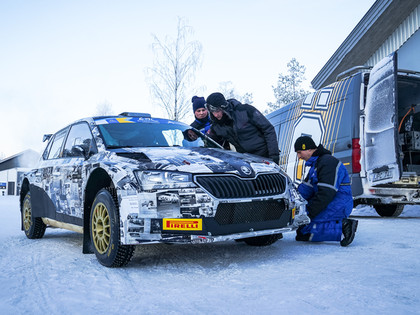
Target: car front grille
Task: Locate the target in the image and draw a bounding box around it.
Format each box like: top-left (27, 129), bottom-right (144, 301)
top-left (214, 200), bottom-right (286, 225)
top-left (195, 173), bottom-right (286, 199)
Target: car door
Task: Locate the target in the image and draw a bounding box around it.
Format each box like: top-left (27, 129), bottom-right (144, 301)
top-left (59, 122), bottom-right (97, 224)
top-left (363, 52), bottom-right (401, 186)
top-left (29, 127), bottom-right (69, 220)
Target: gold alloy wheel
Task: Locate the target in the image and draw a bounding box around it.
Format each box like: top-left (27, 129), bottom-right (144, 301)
top-left (23, 198), bottom-right (32, 232)
top-left (91, 202), bottom-right (111, 254)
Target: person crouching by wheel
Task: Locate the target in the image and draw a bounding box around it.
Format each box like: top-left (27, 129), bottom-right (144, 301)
top-left (294, 136), bottom-right (358, 246)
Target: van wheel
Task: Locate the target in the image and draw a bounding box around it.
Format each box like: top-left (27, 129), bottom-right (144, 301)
top-left (242, 233), bottom-right (282, 246)
top-left (22, 192), bottom-right (46, 239)
top-left (90, 188), bottom-right (134, 267)
top-left (373, 204), bottom-right (404, 217)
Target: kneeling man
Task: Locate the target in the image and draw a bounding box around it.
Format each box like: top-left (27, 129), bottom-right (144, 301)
top-left (294, 136), bottom-right (358, 246)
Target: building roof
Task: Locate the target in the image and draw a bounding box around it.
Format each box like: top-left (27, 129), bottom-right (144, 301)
top-left (0, 149), bottom-right (40, 171)
top-left (311, 0), bottom-right (420, 89)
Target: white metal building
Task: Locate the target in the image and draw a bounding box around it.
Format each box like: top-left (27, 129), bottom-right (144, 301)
top-left (0, 150), bottom-right (39, 197)
top-left (312, 0), bottom-right (420, 89)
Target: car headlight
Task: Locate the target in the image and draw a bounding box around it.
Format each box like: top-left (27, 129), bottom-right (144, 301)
top-left (135, 171), bottom-right (196, 190)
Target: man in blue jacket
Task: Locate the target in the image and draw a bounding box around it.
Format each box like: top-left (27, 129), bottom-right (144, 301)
top-left (294, 136), bottom-right (358, 246)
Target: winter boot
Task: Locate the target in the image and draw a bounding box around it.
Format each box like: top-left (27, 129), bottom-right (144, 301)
top-left (295, 227), bottom-right (310, 241)
top-left (340, 218), bottom-right (358, 247)
top-left (295, 233), bottom-right (310, 241)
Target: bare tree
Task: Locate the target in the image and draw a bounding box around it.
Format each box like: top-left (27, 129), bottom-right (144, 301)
top-left (146, 17), bottom-right (202, 121)
top-left (95, 101), bottom-right (114, 116)
top-left (217, 81), bottom-right (254, 105)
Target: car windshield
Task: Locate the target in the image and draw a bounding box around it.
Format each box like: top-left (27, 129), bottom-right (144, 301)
top-left (95, 117), bottom-right (220, 149)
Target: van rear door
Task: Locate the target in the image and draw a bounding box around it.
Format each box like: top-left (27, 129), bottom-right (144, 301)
top-left (363, 53), bottom-right (401, 186)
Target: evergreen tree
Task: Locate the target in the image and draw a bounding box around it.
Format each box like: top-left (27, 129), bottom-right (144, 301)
top-left (266, 58), bottom-right (309, 113)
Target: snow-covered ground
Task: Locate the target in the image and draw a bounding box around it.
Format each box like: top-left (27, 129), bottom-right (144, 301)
top-left (0, 196), bottom-right (419, 315)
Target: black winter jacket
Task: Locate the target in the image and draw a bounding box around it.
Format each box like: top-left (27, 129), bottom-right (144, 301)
top-left (209, 99), bottom-right (279, 163)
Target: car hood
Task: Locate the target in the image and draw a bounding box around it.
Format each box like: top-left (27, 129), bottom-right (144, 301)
top-left (111, 147), bottom-right (279, 177)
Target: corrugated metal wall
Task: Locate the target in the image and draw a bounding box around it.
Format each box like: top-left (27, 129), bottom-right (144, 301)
top-left (367, 4), bottom-right (420, 66)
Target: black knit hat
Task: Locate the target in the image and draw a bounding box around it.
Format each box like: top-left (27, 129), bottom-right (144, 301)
top-left (294, 136), bottom-right (317, 152)
top-left (206, 92), bottom-right (228, 112)
top-left (192, 96), bottom-right (206, 113)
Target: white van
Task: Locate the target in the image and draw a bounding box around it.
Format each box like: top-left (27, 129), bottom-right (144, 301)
top-left (267, 53), bottom-right (420, 217)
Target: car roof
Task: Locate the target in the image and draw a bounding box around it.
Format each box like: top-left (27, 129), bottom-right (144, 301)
top-left (92, 112), bottom-right (152, 120)
top-left (92, 113), bottom-right (186, 126)
top-left (45, 112), bottom-right (189, 140)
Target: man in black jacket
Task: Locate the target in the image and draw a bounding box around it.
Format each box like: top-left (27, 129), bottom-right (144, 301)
top-left (205, 92), bottom-right (279, 164)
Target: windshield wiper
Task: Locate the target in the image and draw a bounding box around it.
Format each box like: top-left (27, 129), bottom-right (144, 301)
top-left (190, 128), bottom-right (224, 149)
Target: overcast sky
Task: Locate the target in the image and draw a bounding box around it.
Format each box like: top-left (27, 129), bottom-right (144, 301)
top-left (0, 0), bottom-right (376, 158)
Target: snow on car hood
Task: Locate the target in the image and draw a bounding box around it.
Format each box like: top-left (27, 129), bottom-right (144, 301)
top-left (112, 147), bottom-right (278, 177)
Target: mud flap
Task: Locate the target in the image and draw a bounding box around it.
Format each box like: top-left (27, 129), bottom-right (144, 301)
top-left (83, 231), bottom-right (94, 254)
top-left (83, 211), bottom-right (94, 254)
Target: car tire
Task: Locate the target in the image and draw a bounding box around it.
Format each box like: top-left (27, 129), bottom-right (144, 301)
top-left (373, 204), bottom-right (404, 217)
top-left (242, 233), bottom-right (282, 246)
top-left (22, 192), bottom-right (46, 239)
top-left (90, 188), bottom-right (134, 267)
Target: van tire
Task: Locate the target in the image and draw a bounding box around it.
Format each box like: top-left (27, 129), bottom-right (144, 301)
top-left (373, 204), bottom-right (404, 217)
top-left (242, 233), bottom-right (282, 246)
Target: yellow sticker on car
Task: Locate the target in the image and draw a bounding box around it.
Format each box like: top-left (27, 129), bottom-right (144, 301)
top-left (163, 218), bottom-right (203, 231)
top-left (116, 117), bottom-right (135, 123)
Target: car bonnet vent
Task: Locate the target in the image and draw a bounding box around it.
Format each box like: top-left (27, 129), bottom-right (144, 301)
top-left (115, 152), bottom-right (151, 162)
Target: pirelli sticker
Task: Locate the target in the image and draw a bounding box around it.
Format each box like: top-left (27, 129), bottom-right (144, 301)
top-left (163, 218), bottom-right (203, 231)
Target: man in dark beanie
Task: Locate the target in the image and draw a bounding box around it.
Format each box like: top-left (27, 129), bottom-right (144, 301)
top-left (205, 92), bottom-right (279, 164)
top-left (294, 135), bottom-right (317, 152)
top-left (294, 136), bottom-right (358, 246)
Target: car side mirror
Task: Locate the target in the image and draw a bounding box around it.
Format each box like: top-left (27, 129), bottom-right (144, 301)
top-left (43, 134), bottom-right (53, 142)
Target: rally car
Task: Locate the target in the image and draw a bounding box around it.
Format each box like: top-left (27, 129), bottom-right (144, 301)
top-left (20, 112), bottom-right (309, 267)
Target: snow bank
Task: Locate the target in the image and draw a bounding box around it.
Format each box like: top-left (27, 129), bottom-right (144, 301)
top-left (1, 196), bottom-right (419, 314)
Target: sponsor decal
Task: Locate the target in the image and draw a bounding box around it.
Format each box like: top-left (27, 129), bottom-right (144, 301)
top-left (115, 117), bottom-right (135, 123)
top-left (163, 218), bottom-right (203, 231)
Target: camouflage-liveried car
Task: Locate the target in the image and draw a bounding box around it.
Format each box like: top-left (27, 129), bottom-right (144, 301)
top-left (20, 112), bottom-right (309, 267)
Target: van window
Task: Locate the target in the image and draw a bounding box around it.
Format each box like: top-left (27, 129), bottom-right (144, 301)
top-left (315, 88), bottom-right (333, 109)
top-left (302, 92), bottom-right (315, 108)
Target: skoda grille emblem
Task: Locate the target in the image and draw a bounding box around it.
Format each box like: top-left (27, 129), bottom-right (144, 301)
top-left (241, 166), bottom-right (252, 175)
